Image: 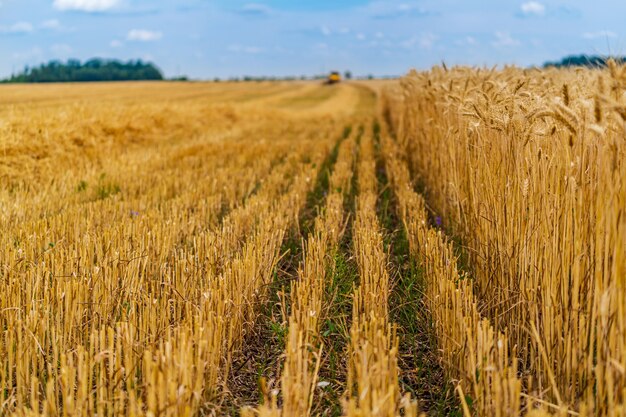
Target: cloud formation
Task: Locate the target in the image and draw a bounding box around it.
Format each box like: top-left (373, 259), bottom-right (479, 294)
top-left (51, 43), bottom-right (72, 54)
top-left (369, 2), bottom-right (433, 19)
top-left (2, 0), bottom-right (626, 81)
top-left (53, 0), bottom-right (120, 12)
top-left (582, 30), bottom-right (617, 40)
top-left (520, 1), bottom-right (545, 16)
top-left (419, 33), bottom-right (438, 49)
top-left (41, 19), bottom-right (61, 29)
top-left (492, 32), bottom-right (521, 47)
top-left (237, 3), bottom-right (272, 16)
top-left (12, 47), bottom-right (43, 60)
top-left (455, 36), bottom-right (477, 46)
top-left (127, 29), bottom-right (162, 42)
top-left (401, 33), bottom-right (438, 50)
top-left (0, 21), bottom-right (33, 33)
top-left (227, 44), bottom-right (264, 54)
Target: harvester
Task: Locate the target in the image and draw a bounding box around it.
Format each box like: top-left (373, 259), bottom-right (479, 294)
top-left (326, 71), bottom-right (341, 84)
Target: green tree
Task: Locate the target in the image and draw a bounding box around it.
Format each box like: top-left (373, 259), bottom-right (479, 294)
top-left (3, 58), bottom-right (165, 83)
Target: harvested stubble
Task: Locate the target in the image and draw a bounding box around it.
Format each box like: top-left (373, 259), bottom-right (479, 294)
top-left (383, 64), bottom-right (626, 415)
top-left (8, 70), bottom-right (622, 417)
top-left (343, 127), bottom-right (418, 417)
top-left (1, 138), bottom-right (331, 416)
top-left (0, 82), bottom-right (356, 416)
top-left (243, 124), bottom-right (358, 417)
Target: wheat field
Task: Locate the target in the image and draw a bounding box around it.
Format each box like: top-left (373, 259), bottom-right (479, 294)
top-left (0, 65), bottom-right (625, 416)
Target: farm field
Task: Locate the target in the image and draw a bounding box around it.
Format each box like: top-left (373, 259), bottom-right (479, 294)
top-left (0, 66), bottom-right (625, 417)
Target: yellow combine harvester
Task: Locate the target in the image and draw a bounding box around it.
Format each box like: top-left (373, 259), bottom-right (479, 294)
top-left (326, 71), bottom-right (341, 84)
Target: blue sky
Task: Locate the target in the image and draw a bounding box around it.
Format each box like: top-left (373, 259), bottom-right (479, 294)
top-left (0, 0), bottom-right (624, 79)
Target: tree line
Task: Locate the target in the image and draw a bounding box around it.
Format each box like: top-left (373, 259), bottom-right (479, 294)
top-left (543, 54), bottom-right (626, 68)
top-left (1, 59), bottom-right (164, 83)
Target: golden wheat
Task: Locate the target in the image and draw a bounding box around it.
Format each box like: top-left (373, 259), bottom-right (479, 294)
top-left (3, 67), bottom-right (623, 416)
top-left (383, 64), bottom-right (626, 415)
top-left (0, 82), bottom-right (352, 416)
top-left (246, 126), bottom-right (358, 417)
top-left (343, 126), bottom-right (419, 417)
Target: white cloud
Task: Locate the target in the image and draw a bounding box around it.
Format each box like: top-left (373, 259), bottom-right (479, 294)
top-left (492, 31), bottom-right (521, 47)
top-left (12, 47), bottom-right (42, 60)
top-left (0, 21), bottom-right (33, 33)
top-left (320, 25), bottom-right (331, 36)
top-left (582, 30), bottom-right (617, 39)
top-left (110, 40), bottom-right (123, 48)
top-left (42, 19), bottom-right (61, 30)
top-left (520, 1), bottom-right (545, 16)
top-left (400, 36), bottom-right (416, 49)
top-left (456, 36), bottom-right (478, 46)
top-left (227, 44), bottom-right (264, 54)
top-left (401, 33), bottom-right (438, 50)
top-left (375, 32), bottom-right (384, 39)
top-left (367, 38), bottom-right (393, 49)
top-left (51, 43), bottom-right (73, 55)
top-left (238, 3), bottom-right (272, 16)
top-left (367, 1), bottom-right (432, 19)
top-left (356, 33), bottom-right (366, 41)
top-left (127, 29), bottom-right (163, 42)
top-left (53, 0), bottom-right (120, 12)
top-left (419, 33), bottom-right (438, 49)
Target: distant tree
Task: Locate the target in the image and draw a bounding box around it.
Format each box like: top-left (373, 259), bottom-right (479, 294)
top-left (543, 54), bottom-right (626, 68)
top-left (3, 58), bottom-right (165, 83)
top-left (344, 71), bottom-right (352, 80)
